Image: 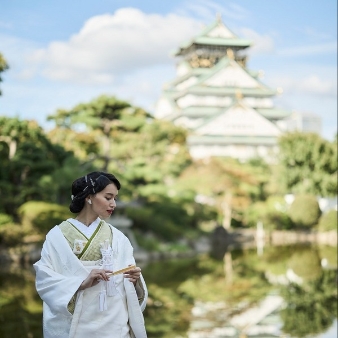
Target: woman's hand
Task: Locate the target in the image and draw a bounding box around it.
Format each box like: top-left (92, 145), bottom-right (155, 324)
top-left (124, 265), bottom-right (141, 285)
top-left (79, 269), bottom-right (113, 290)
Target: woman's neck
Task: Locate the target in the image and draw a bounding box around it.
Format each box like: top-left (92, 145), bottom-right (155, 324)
top-left (75, 213), bottom-right (98, 227)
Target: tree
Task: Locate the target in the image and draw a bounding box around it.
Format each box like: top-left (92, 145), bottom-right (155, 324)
top-left (47, 95), bottom-right (198, 239)
top-left (176, 157), bottom-right (263, 229)
top-left (0, 117), bottom-right (81, 217)
top-left (47, 95), bottom-right (192, 201)
top-left (0, 52), bottom-right (9, 95)
top-left (278, 132), bottom-right (337, 197)
top-left (288, 194), bottom-right (321, 228)
top-left (47, 95), bottom-right (145, 171)
top-left (281, 270), bottom-right (337, 337)
top-left (318, 209), bottom-right (338, 232)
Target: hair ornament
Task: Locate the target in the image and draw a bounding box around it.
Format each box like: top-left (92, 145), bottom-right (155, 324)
top-left (90, 177), bottom-right (96, 193)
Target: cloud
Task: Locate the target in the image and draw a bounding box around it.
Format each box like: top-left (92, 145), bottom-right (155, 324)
top-left (275, 74), bottom-right (337, 97)
top-left (239, 27), bottom-right (275, 55)
top-left (0, 33), bottom-right (37, 67)
top-left (279, 42), bottom-right (337, 57)
top-left (25, 8), bottom-right (202, 84)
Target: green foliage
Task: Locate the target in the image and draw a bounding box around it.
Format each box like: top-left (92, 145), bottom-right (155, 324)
top-left (0, 117), bottom-right (79, 217)
top-left (125, 203), bottom-right (185, 240)
top-left (0, 267), bottom-right (42, 337)
top-left (318, 245), bottom-right (338, 268)
top-left (125, 198), bottom-right (212, 241)
top-left (288, 248), bottom-right (322, 281)
top-left (288, 194), bottom-right (321, 228)
top-left (47, 127), bottom-right (99, 161)
top-left (0, 222), bottom-right (28, 246)
top-left (48, 95), bottom-right (133, 128)
top-left (143, 284), bottom-right (192, 336)
top-left (317, 209), bottom-right (337, 232)
top-left (178, 252), bottom-right (271, 305)
top-left (133, 230), bottom-right (160, 251)
top-left (0, 213), bottom-right (13, 227)
top-left (142, 258), bottom-right (205, 336)
top-left (177, 157), bottom-right (265, 228)
top-left (278, 132), bottom-right (337, 196)
top-left (48, 95), bottom-right (192, 202)
top-left (259, 246), bottom-right (292, 275)
top-left (38, 156), bottom-right (92, 205)
top-left (142, 257), bottom-right (204, 289)
top-left (281, 270), bottom-right (337, 337)
top-left (19, 201), bottom-right (72, 234)
top-left (244, 196), bottom-right (293, 230)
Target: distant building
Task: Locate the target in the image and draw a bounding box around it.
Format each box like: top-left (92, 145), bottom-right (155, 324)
top-left (286, 111), bottom-right (322, 134)
top-left (154, 16), bottom-right (296, 161)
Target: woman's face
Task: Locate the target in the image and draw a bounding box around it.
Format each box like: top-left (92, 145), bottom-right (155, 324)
top-left (89, 183), bottom-right (118, 219)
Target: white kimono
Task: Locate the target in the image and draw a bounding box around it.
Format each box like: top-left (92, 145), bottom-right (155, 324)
top-left (33, 221), bottom-right (148, 338)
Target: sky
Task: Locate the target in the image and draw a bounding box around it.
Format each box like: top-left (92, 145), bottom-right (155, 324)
top-left (0, 0), bottom-right (337, 140)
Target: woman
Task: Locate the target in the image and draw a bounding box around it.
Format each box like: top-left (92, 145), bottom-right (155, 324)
top-left (34, 171), bottom-right (147, 338)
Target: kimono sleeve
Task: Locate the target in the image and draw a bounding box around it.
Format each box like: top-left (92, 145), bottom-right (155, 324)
top-left (122, 234), bottom-right (148, 312)
top-left (33, 233), bottom-right (87, 316)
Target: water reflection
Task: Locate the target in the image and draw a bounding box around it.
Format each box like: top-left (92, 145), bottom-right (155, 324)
top-left (0, 244), bottom-right (336, 338)
top-left (0, 264), bottom-right (42, 338)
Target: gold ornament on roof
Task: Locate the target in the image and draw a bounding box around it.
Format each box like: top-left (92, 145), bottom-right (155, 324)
top-left (235, 89), bottom-right (243, 100)
top-left (189, 55), bottom-right (216, 68)
top-left (226, 48), bottom-right (234, 59)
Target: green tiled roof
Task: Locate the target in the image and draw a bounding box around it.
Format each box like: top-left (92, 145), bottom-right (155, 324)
top-left (165, 69), bottom-right (209, 88)
top-left (193, 37), bottom-right (251, 47)
top-left (178, 86), bottom-right (276, 97)
top-left (257, 108), bottom-right (292, 118)
top-left (175, 18), bottom-right (252, 55)
top-left (247, 70), bottom-right (261, 78)
top-left (181, 106), bottom-right (223, 117)
top-left (188, 135), bottom-right (278, 145)
top-left (164, 57), bottom-right (275, 97)
top-left (179, 106), bottom-right (292, 119)
top-left (196, 18), bottom-right (237, 38)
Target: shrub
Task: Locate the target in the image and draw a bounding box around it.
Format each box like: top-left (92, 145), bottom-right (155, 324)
top-left (0, 213), bottom-right (14, 227)
top-left (19, 201), bottom-right (72, 234)
top-left (125, 205), bottom-right (184, 240)
top-left (123, 198), bottom-right (200, 241)
top-left (288, 248), bottom-right (322, 281)
top-left (317, 209), bottom-right (337, 232)
top-left (288, 195), bottom-right (321, 228)
top-left (318, 245), bottom-right (337, 268)
top-left (0, 222), bottom-right (28, 246)
top-left (244, 196), bottom-right (293, 230)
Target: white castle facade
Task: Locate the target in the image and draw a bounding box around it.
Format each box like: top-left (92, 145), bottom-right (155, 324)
top-left (154, 17), bottom-right (321, 161)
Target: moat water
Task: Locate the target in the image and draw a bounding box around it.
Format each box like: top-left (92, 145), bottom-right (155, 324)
top-left (0, 243), bottom-right (336, 338)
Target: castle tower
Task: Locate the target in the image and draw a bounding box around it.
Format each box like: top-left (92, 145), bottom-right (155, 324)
top-left (154, 16), bottom-right (292, 161)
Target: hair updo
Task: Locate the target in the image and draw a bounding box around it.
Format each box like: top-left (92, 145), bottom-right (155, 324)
top-left (69, 171), bottom-right (121, 213)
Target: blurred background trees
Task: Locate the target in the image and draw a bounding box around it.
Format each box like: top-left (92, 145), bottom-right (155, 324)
top-left (281, 269), bottom-right (337, 337)
top-left (0, 92), bottom-right (337, 247)
top-left (0, 79), bottom-right (336, 338)
top-left (279, 132), bottom-right (337, 197)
